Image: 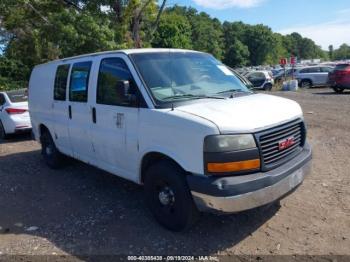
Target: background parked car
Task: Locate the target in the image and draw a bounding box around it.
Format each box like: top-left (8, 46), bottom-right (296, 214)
top-left (246, 70), bottom-right (274, 90)
top-left (273, 68), bottom-right (298, 82)
top-left (228, 67), bottom-right (254, 89)
top-left (295, 66), bottom-right (333, 88)
top-left (328, 63), bottom-right (350, 93)
top-left (0, 89), bottom-right (31, 139)
top-left (272, 68), bottom-right (284, 77)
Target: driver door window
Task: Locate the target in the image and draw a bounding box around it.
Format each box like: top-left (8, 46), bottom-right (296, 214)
top-left (97, 58), bottom-right (137, 107)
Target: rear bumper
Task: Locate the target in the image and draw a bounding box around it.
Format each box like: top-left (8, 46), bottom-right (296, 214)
top-left (2, 115), bottom-right (32, 134)
top-left (187, 143), bottom-right (312, 214)
top-left (14, 127), bottom-right (32, 134)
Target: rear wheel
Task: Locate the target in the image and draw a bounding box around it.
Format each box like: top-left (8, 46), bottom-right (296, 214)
top-left (0, 121), bottom-right (7, 140)
top-left (300, 79), bottom-right (312, 88)
top-left (144, 160), bottom-right (199, 231)
top-left (333, 86), bottom-right (344, 93)
top-left (40, 130), bottom-right (64, 169)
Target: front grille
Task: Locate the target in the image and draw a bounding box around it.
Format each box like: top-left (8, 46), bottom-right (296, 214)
top-left (256, 119), bottom-right (305, 170)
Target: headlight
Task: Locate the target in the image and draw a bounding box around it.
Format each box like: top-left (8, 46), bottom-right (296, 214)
top-left (204, 134), bottom-right (256, 153)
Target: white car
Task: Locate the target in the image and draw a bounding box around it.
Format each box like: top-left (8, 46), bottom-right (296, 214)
top-left (246, 70), bottom-right (274, 90)
top-left (0, 89), bottom-right (32, 139)
top-left (295, 66), bottom-right (333, 88)
top-left (29, 49), bottom-right (312, 231)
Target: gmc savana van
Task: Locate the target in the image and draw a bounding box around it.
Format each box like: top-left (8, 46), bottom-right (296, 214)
top-left (29, 49), bottom-right (312, 231)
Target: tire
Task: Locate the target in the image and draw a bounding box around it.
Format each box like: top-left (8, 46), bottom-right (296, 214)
top-left (300, 79), bottom-right (312, 88)
top-left (333, 86), bottom-right (344, 93)
top-left (263, 83), bottom-right (273, 91)
top-left (144, 160), bottom-right (199, 231)
top-left (0, 121), bottom-right (7, 140)
top-left (40, 130), bottom-right (64, 169)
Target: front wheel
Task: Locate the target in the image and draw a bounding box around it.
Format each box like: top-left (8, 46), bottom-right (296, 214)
top-left (144, 160), bottom-right (199, 231)
top-left (333, 86), bottom-right (344, 93)
top-left (300, 80), bottom-right (312, 88)
top-left (40, 130), bottom-right (64, 169)
top-left (263, 83), bottom-right (273, 91)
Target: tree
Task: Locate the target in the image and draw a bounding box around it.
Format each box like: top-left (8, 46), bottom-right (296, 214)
top-left (242, 24), bottom-right (275, 65)
top-left (223, 39), bottom-right (249, 67)
top-left (333, 44), bottom-right (350, 60)
top-left (328, 45), bottom-right (334, 60)
top-left (222, 22), bottom-right (249, 66)
top-left (166, 6), bottom-right (224, 59)
top-left (0, 0), bottom-right (168, 89)
top-left (152, 13), bottom-right (192, 49)
top-left (269, 33), bottom-right (289, 63)
top-left (281, 32), bottom-right (326, 60)
top-left (0, 56), bottom-right (29, 90)
top-left (1, 0), bottom-right (117, 64)
top-left (0, 1), bottom-right (332, 90)
top-left (188, 12), bottom-right (224, 59)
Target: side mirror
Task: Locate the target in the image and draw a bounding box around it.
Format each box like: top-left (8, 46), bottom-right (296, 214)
top-left (115, 80), bottom-right (131, 96)
top-left (116, 80), bottom-right (138, 105)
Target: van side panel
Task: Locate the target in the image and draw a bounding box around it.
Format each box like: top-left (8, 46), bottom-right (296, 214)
top-left (138, 109), bottom-right (219, 180)
top-left (28, 64), bottom-right (57, 141)
top-left (28, 53), bottom-right (219, 184)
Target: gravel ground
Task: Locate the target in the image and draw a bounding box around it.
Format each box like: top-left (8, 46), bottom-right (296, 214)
top-left (0, 87), bottom-right (349, 259)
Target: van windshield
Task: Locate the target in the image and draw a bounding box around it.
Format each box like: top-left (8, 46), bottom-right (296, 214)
top-left (130, 52), bottom-right (251, 104)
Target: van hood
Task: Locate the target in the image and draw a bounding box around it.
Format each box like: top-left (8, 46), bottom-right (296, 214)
top-left (175, 94), bottom-right (303, 134)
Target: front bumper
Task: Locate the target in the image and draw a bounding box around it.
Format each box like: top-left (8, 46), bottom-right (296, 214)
top-left (187, 143), bottom-right (312, 214)
top-left (328, 80), bottom-right (350, 88)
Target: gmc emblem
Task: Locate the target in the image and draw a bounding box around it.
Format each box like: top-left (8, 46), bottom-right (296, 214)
top-left (278, 137), bottom-right (295, 150)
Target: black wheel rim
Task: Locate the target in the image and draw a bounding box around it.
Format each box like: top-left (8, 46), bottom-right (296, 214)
top-left (45, 144), bottom-right (54, 156)
top-left (302, 82), bottom-right (310, 88)
top-left (42, 135), bottom-right (54, 157)
top-left (155, 180), bottom-right (176, 215)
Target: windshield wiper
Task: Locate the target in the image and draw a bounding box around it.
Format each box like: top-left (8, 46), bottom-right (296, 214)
top-left (216, 89), bottom-right (248, 94)
top-left (163, 94), bottom-right (225, 101)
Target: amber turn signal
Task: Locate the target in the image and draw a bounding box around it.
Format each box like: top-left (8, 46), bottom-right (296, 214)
top-left (207, 159), bottom-right (260, 173)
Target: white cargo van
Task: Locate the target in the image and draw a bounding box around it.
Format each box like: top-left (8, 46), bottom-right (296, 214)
top-left (29, 49), bottom-right (312, 231)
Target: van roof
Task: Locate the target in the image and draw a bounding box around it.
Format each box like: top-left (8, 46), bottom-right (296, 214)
top-left (35, 48), bottom-right (203, 67)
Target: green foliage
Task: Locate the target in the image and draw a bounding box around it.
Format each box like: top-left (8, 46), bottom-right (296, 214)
top-left (0, 56), bottom-right (29, 90)
top-left (0, 77), bottom-right (27, 91)
top-left (241, 24), bottom-right (275, 65)
top-left (333, 44), bottom-right (350, 60)
top-left (188, 12), bottom-right (224, 59)
top-left (223, 39), bottom-right (249, 67)
top-left (166, 6), bottom-right (224, 59)
top-left (152, 13), bottom-right (192, 49)
top-left (281, 32), bottom-right (326, 61)
top-left (328, 45), bottom-right (334, 60)
top-left (221, 21), bottom-right (327, 67)
top-left (0, 1), bottom-right (340, 90)
top-left (268, 33), bottom-right (289, 64)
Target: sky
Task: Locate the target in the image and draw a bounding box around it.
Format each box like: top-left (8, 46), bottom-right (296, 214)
top-left (168, 0), bottom-right (350, 50)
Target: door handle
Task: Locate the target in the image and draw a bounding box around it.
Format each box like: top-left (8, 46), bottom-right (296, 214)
top-left (68, 105), bottom-right (72, 119)
top-left (92, 107), bottom-right (96, 123)
top-left (116, 113), bottom-right (124, 128)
